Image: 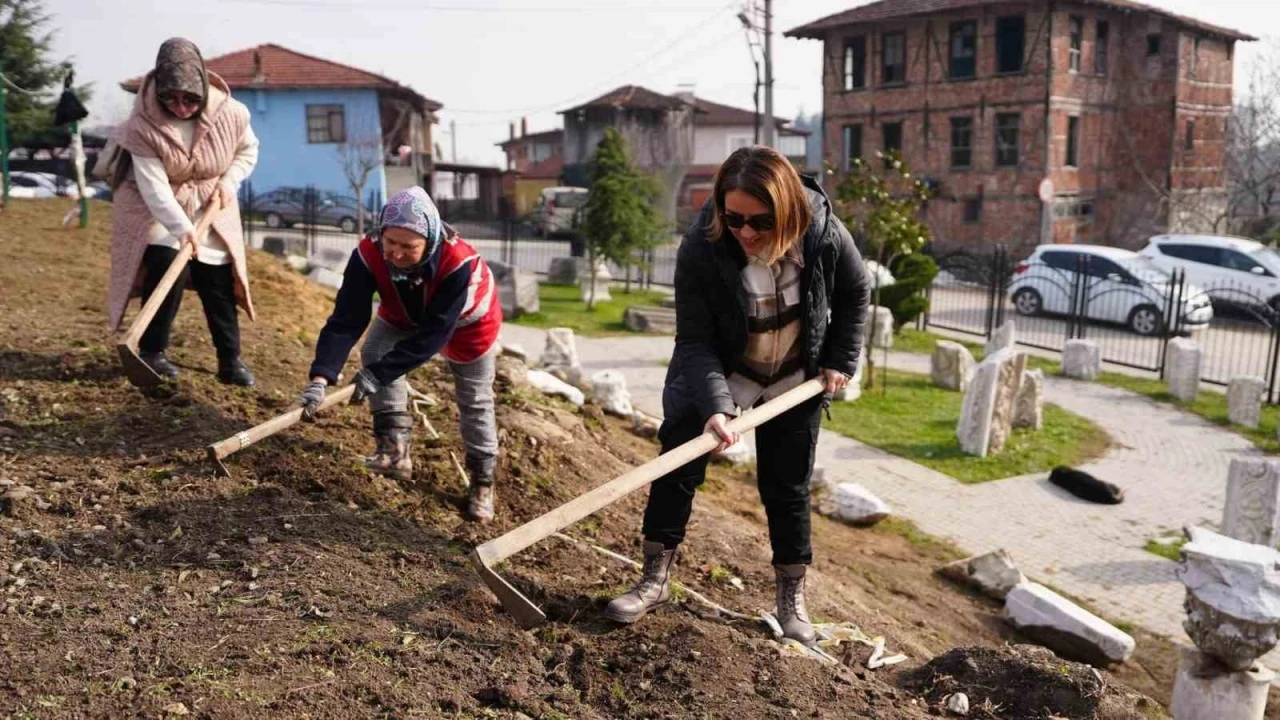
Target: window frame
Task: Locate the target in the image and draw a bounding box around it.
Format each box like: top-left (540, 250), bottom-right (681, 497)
top-left (949, 21), bottom-right (978, 80)
top-left (995, 113), bottom-right (1021, 167)
top-left (843, 36), bottom-right (868, 90)
top-left (950, 116), bottom-right (974, 169)
top-left (306, 104), bottom-right (347, 144)
top-left (1095, 20), bottom-right (1110, 75)
top-left (995, 16), bottom-right (1027, 74)
top-left (881, 31), bottom-right (907, 85)
top-left (1068, 16), bottom-right (1083, 73)
top-left (1066, 116), bottom-right (1080, 168)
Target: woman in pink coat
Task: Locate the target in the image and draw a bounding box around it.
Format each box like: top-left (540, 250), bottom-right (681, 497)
top-left (107, 38), bottom-right (259, 385)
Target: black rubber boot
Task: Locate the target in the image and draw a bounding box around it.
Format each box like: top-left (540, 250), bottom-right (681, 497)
top-left (140, 351), bottom-right (180, 380)
top-left (217, 356), bottom-right (255, 386)
top-left (366, 411), bottom-right (413, 482)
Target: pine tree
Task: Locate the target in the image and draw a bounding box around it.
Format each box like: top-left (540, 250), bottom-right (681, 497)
top-left (1, 0), bottom-right (90, 148)
top-left (579, 128), bottom-right (663, 309)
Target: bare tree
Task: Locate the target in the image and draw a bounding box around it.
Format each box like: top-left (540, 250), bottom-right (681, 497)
top-left (1227, 41), bottom-right (1280, 240)
top-left (335, 119), bottom-right (384, 236)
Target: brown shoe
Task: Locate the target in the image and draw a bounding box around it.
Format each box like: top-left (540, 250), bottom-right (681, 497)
top-left (365, 411), bottom-right (413, 482)
top-left (466, 483), bottom-right (495, 523)
top-left (774, 564), bottom-right (816, 645)
top-left (604, 541), bottom-right (677, 623)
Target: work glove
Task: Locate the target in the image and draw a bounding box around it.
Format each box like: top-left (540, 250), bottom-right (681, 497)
top-left (299, 379), bottom-right (327, 422)
top-left (350, 368), bottom-right (382, 405)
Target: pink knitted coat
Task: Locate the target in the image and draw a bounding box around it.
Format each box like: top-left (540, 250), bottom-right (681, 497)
top-left (106, 71), bottom-right (256, 331)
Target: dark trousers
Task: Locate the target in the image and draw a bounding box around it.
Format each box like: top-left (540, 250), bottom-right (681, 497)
top-left (139, 245), bottom-right (241, 360)
top-left (642, 389), bottom-right (823, 566)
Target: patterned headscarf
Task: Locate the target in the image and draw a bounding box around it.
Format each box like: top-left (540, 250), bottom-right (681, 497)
top-left (379, 187), bottom-right (444, 281)
top-left (154, 38), bottom-right (208, 115)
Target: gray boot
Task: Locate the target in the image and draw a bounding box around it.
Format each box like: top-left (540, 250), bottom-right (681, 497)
top-left (604, 541), bottom-right (677, 624)
top-left (466, 464), bottom-right (495, 523)
top-left (366, 411), bottom-right (413, 482)
top-left (775, 564), bottom-right (816, 645)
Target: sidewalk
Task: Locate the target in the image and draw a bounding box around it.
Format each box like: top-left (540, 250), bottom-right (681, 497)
top-left (498, 324), bottom-right (1272, 665)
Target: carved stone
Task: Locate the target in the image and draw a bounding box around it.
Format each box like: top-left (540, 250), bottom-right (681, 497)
top-left (1166, 337), bottom-right (1203, 402)
top-left (1170, 646), bottom-right (1274, 720)
top-left (542, 328), bottom-right (582, 385)
top-left (931, 341), bottom-right (974, 392)
top-left (579, 260), bottom-right (612, 303)
top-left (957, 348), bottom-right (1019, 457)
top-left (589, 370), bottom-right (633, 418)
top-left (984, 320), bottom-right (1016, 357)
top-left (1013, 368), bottom-right (1045, 430)
top-left (1222, 459), bottom-right (1280, 549)
top-left (1061, 340), bottom-right (1101, 381)
top-left (547, 257), bottom-right (579, 285)
top-left (866, 305), bottom-right (894, 349)
top-left (1177, 526), bottom-right (1280, 670)
top-left (1228, 376), bottom-right (1266, 429)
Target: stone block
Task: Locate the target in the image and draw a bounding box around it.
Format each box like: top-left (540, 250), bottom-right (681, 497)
top-left (957, 348), bottom-right (1019, 457)
top-left (931, 340), bottom-right (975, 392)
top-left (814, 482), bottom-right (891, 527)
top-left (1013, 368), bottom-right (1044, 430)
top-left (1170, 647), bottom-right (1274, 720)
top-left (579, 260), bottom-right (612, 303)
top-left (623, 306), bottom-right (677, 334)
top-left (1223, 459), bottom-right (1280, 548)
top-left (488, 260), bottom-right (540, 319)
top-left (1228, 376), bottom-right (1266, 429)
top-left (937, 549), bottom-right (1026, 600)
top-left (984, 319), bottom-right (1016, 357)
top-left (1166, 337), bottom-right (1203, 402)
top-left (866, 305), bottom-right (894, 349)
top-left (547, 257), bottom-right (579, 285)
top-left (1177, 527), bottom-right (1280, 670)
top-left (589, 370), bottom-right (633, 418)
top-left (1003, 582), bottom-right (1136, 666)
top-left (525, 369), bottom-right (585, 407)
top-left (1061, 340), bottom-right (1101, 381)
top-left (307, 267), bottom-right (343, 290)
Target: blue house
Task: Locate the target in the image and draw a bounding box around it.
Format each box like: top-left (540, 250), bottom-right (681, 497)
top-left (122, 43), bottom-right (440, 225)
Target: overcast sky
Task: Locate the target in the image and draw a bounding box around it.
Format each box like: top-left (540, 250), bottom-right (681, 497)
top-left (39, 0), bottom-right (1280, 167)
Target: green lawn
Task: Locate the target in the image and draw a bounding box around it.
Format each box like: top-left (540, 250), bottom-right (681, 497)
top-left (892, 329), bottom-right (1280, 453)
top-left (1144, 536), bottom-right (1187, 562)
top-left (510, 283), bottom-right (669, 336)
top-left (825, 370), bottom-right (1112, 484)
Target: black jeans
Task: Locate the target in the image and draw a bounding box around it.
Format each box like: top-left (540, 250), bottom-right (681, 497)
top-left (139, 245), bottom-right (241, 360)
top-left (642, 382), bottom-right (823, 566)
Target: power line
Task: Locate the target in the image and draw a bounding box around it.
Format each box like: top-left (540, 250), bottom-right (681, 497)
top-left (220, 0), bottom-right (725, 12)
top-left (0, 72), bottom-right (43, 95)
top-left (442, 0), bottom-right (739, 116)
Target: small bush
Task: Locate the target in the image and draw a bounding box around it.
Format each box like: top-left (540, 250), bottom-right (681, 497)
top-left (878, 254), bottom-right (938, 330)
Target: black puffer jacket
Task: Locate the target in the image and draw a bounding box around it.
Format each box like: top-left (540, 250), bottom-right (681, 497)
top-left (666, 174), bottom-right (871, 421)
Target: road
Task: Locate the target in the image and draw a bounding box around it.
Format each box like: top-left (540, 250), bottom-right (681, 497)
top-left (927, 284), bottom-right (1278, 386)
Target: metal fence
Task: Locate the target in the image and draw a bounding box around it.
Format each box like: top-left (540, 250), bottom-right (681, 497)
top-left (239, 180), bottom-right (678, 289)
top-left (922, 246), bottom-right (1280, 401)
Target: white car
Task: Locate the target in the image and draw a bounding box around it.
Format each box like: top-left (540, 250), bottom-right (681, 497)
top-left (1138, 234), bottom-right (1280, 317)
top-left (7, 172), bottom-right (61, 198)
top-left (534, 186), bottom-right (589, 237)
top-left (1009, 244), bottom-right (1213, 336)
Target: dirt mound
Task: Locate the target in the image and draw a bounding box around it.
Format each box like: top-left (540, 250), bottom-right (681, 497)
top-left (905, 645), bottom-right (1159, 719)
top-left (0, 200), bottom-right (1178, 718)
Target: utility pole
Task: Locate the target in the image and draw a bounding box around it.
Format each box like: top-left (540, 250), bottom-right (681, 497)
top-left (738, 6), bottom-right (762, 145)
top-left (762, 0), bottom-right (775, 148)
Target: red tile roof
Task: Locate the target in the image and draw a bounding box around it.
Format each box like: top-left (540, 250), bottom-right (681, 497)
top-left (560, 85), bottom-right (703, 114)
top-left (121, 43), bottom-right (441, 110)
top-left (691, 97), bottom-right (801, 131)
top-left (785, 0), bottom-right (1254, 41)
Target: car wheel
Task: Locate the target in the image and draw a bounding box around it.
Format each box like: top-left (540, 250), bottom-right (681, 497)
top-left (1128, 305), bottom-right (1163, 336)
top-left (339, 217), bottom-right (357, 233)
top-left (1013, 288), bottom-right (1042, 316)
top-left (265, 213), bottom-right (283, 229)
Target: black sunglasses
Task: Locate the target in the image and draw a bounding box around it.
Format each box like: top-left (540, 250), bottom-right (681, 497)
top-left (722, 211), bottom-right (776, 232)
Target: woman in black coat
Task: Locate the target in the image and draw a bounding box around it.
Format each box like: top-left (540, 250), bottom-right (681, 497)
top-left (604, 146), bottom-right (871, 644)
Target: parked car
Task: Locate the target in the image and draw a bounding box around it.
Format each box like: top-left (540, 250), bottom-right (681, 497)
top-left (253, 187), bottom-right (375, 234)
top-left (534, 186), bottom-right (589, 237)
top-left (1137, 234), bottom-right (1280, 318)
top-left (1008, 244), bottom-right (1213, 336)
top-left (8, 171), bottom-right (107, 200)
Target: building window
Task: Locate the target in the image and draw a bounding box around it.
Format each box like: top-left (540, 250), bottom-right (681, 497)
top-left (882, 121), bottom-right (903, 166)
top-left (1096, 21), bottom-right (1110, 75)
top-left (950, 21), bottom-right (977, 79)
top-left (1147, 34), bottom-right (1162, 56)
top-left (1066, 116), bottom-right (1080, 167)
top-left (882, 32), bottom-right (906, 85)
top-left (844, 36), bottom-right (867, 90)
top-left (963, 198), bottom-right (982, 223)
top-left (1068, 16), bottom-right (1083, 72)
top-left (306, 104), bottom-right (346, 144)
top-left (1189, 37), bottom-right (1201, 79)
top-left (1185, 120), bottom-right (1196, 151)
top-left (995, 16), bottom-right (1026, 74)
top-left (950, 117), bottom-right (973, 168)
top-left (843, 124), bottom-right (863, 170)
top-left (995, 113), bottom-right (1021, 166)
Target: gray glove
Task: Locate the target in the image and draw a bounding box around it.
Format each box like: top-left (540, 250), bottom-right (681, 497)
top-left (350, 368), bottom-right (381, 405)
top-left (299, 380), bottom-right (327, 421)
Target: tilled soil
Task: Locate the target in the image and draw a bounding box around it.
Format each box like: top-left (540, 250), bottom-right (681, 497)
top-left (0, 199), bottom-right (1171, 718)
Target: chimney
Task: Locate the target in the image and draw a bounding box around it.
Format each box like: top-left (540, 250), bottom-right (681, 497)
top-left (252, 50), bottom-right (265, 85)
top-left (521, 116), bottom-right (528, 138)
top-left (674, 82), bottom-right (696, 104)
top-left (509, 122), bottom-right (515, 140)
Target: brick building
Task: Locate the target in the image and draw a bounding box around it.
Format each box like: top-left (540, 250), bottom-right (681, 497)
top-left (786, 0), bottom-right (1255, 255)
